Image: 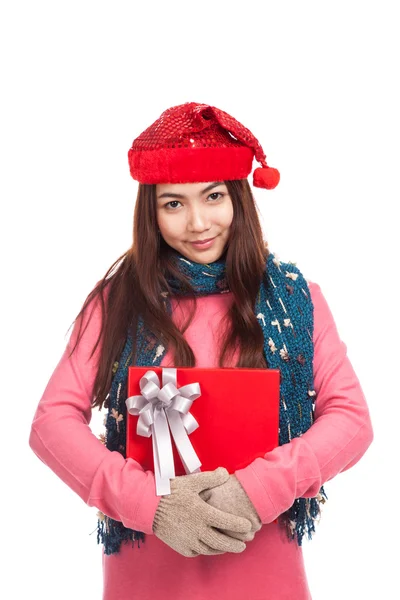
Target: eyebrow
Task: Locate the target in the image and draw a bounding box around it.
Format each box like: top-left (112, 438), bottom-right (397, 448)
top-left (157, 181), bottom-right (225, 200)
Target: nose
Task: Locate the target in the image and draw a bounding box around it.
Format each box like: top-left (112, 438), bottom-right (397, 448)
top-left (187, 205), bottom-right (212, 232)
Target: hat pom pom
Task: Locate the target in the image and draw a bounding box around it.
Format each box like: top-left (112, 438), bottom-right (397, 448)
top-left (253, 166), bottom-right (280, 189)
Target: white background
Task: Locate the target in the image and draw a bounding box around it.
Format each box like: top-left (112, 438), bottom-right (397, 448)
top-left (1, 1), bottom-right (398, 598)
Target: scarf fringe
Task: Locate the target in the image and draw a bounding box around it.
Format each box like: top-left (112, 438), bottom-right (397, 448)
top-left (277, 486), bottom-right (329, 546)
top-left (97, 515), bottom-right (145, 556)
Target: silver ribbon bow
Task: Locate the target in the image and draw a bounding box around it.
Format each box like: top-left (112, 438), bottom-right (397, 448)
top-left (125, 368), bottom-right (202, 495)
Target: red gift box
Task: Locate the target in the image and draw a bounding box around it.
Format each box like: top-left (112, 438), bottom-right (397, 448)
top-left (126, 366), bottom-right (280, 476)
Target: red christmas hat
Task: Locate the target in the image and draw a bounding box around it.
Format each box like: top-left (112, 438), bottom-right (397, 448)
top-left (128, 102), bottom-right (280, 189)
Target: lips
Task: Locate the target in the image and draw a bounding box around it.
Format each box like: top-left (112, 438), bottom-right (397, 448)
top-left (190, 237), bottom-right (214, 244)
top-left (188, 236), bottom-right (217, 250)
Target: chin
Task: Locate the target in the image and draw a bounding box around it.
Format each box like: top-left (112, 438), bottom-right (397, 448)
top-left (191, 254), bottom-right (220, 265)
top-left (186, 245), bottom-right (225, 264)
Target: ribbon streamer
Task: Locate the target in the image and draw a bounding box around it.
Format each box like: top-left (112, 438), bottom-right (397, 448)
top-left (126, 368), bottom-right (202, 495)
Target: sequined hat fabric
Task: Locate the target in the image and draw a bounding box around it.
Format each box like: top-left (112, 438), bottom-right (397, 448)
top-left (128, 102), bottom-right (280, 189)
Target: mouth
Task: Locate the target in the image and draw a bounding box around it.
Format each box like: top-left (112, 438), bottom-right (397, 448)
top-left (188, 236), bottom-right (216, 250)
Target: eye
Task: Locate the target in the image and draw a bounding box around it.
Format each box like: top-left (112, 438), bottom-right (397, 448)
top-left (208, 192), bottom-right (224, 201)
top-left (164, 200), bottom-right (182, 210)
top-left (163, 192), bottom-right (224, 210)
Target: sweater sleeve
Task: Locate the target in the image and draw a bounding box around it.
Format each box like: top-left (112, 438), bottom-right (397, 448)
top-left (28, 289), bottom-right (161, 534)
top-left (235, 281), bottom-right (374, 524)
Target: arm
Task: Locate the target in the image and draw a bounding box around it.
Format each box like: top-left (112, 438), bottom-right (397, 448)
top-left (28, 289), bottom-right (161, 533)
top-left (235, 281), bottom-right (374, 524)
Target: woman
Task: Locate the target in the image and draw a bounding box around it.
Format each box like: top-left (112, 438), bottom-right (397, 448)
top-left (29, 102), bottom-right (374, 599)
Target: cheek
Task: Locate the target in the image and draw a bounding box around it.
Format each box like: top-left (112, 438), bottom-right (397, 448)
top-left (157, 213), bottom-right (182, 238)
top-left (156, 212), bottom-right (168, 232)
top-left (220, 205), bottom-right (234, 227)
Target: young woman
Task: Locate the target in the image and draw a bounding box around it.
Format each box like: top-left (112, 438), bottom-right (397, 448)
top-left (29, 102), bottom-right (374, 600)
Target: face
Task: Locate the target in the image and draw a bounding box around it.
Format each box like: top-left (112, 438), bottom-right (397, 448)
top-left (155, 181), bottom-right (234, 264)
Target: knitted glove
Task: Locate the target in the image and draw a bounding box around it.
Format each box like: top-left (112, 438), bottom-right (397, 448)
top-left (199, 474), bottom-right (262, 542)
top-left (152, 467), bottom-right (253, 557)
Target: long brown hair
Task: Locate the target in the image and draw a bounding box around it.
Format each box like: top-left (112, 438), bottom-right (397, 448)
top-left (68, 179), bottom-right (270, 411)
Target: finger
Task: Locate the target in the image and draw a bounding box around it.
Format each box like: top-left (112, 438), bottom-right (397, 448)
top-left (182, 548), bottom-right (200, 558)
top-left (204, 504), bottom-right (252, 533)
top-left (218, 528), bottom-right (256, 542)
top-left (198, 489), bottom-right (212, 502)
top-left (191, 467), bottom-right (230, 492)
top-left (192, 539), bottom-right (226, 556)
top-left (201, 528), bottom-right (246, 554)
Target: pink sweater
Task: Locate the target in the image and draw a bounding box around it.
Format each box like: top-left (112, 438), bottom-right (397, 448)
top-left (29, 281), bottom-right (374, 600)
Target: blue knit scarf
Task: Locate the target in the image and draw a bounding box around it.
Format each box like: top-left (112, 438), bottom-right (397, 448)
top-left (96, 249), bottom-right (328, 555)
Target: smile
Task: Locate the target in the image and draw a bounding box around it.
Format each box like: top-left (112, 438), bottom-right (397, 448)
top-left (188, 237), bottom-right (216, 250)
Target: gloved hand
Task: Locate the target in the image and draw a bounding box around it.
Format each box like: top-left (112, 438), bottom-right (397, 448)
top-left (199, 474), bottom-right (262, 542)
top-left (152, 467), bottom-right (253, 557)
